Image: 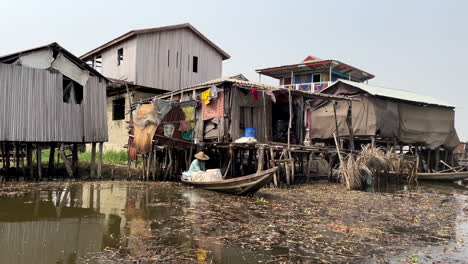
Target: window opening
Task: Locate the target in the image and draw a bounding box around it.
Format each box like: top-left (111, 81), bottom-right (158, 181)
top-left (192, 56), bottom-right (198, 73)
top-left (117, 48), bottom-right (123, 66)
top-left (312, 74), bottom-right (321, 83)
top-left (63, 76), bottom-right (83, 104)
top-left (112, 98), bottom-right (126, 120)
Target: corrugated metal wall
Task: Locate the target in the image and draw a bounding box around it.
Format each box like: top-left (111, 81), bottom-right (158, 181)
top-left (135, 28), bottom-right (223, 91)
top-left (0, 63), bottom-right (108, 143)
top-left (100, 37), bottom-right (137, 83)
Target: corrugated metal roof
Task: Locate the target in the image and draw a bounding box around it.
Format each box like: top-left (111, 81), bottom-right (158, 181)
top-left (152, 74), bottom-right (351, 102)
top-left (80, 23), bottom-right (230, 60)
top-left (324, 79), bottom-right (454, 108)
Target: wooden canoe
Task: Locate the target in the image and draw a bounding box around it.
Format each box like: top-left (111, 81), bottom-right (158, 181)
top-left (182, 167), bottom-right (278, 195)
top-left (418, 171), bottom-right (468, 181)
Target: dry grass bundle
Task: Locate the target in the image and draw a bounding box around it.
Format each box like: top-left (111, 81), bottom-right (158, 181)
top-left (339, 144), bottom-right (418, 190)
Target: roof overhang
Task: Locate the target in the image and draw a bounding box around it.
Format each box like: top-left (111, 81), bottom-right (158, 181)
top-left (80, 23), bottom-right (230, 61)
top-left (256, 60), bottom-right (374, 82)
top-left (0, 42), bottom-right (109, 81)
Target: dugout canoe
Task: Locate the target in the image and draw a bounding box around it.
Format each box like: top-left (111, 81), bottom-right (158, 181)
top-left (182, 167), bottom-right (278, 195)
top-left (418, 171), bottom-right (468, 181)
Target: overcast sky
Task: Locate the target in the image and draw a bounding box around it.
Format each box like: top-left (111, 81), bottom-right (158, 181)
top-left (1, 0), bottom-right (467, 139)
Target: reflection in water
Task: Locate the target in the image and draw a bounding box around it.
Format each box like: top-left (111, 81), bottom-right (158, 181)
top-left (0, 182), bottom-right (266, 264)
top-left (0, 180), bottom-right (466, 263)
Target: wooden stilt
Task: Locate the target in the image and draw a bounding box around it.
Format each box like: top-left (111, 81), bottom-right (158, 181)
top-left (14, 142), bottom-right (20, 180)
top-left (71, 144), bottom-right (78, 177)
top-left (36, 144), bottom-right (42, 181)
top-left (435, 147), bottom-right (440, 171)
top-left (288, 150), bottom-right (294, 183)
top-left (59, 144), bottom-right (73, 178)
top-left (269, 147), bottom-right (278, 187)
top-left (97, 142), bottom-right (103, 179)
top-left (48, 143), bottom-right (56, 179)
top-left (426, 149), bottom-right (431, 172)
top-left (152, 148), bottom-right (157, 181)
top-left (90, 142), bottom-right (96, 179)
top-left (5, 143), bottom-right (10, 172)
top-left (283, 149), bottom-right (291, 185)
top-left (146, 147), bottom-right (152, 181)
top-left (257, 145), bottom-right (265, 172)
top-left (27, 143), bottom-right (33, 180)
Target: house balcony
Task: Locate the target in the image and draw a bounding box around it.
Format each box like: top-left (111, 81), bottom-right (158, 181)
top-left (280, 81), bottom-right (332, 92)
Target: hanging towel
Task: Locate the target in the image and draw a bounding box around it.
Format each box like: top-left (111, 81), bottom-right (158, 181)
top-left (163, 124), bottom-right (175, 137)
top-left (251, 89), bottom-right (259, 101)
top-left (182, 130), bottom-right (193, 141)
top-left (179, 120), bottom-right (194, 132)
top-left (201, 89), bottom-right (211, 105)
top-left (264, 90), bottom-right (276, 103)
top-left (182, 106), bottom-right (195, 121)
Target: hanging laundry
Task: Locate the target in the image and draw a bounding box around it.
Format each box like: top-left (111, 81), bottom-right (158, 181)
top-left (200, 88), bottom-right (211, 104)
top-left (203, 92), bottom-right (224, 120)
top-left (251, 89), bottom-right (259, 101)
top-left (210, 85), bottom-right (218, 99)
top-left (264, 90), bottom-right (276, 103)
top-left (179, 120), bottom-right (194, 132)
top-left (182, 130), bottom-right (193, 141)
top-left (153, 98), bottom-right (172, 119)
top-left (163, 124), bottom-right (175, 138)
top-left (182, 106), bottom-right (195, 121)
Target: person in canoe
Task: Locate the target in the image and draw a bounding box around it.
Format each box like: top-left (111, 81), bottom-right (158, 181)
top-left (181, 152), bottom-right (223, 182)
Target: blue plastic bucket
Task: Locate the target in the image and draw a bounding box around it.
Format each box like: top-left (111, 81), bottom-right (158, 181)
top-left (245, 127), bottom-right (256, 138)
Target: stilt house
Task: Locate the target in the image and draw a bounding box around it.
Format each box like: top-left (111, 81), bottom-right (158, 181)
top-left (0, 42), bottom-right (108, 179)
top-left (127, 74), bottom-right (350, 183)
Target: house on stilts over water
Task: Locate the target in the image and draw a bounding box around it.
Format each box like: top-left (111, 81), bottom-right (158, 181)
top-left (80, 23), bottom-right (230, 150)
top-left (310, 79), bottom-right (460, 173)
top-left (127, 74), bottom-right (351, 184)
top-left (129, 54), bottom-right (462, 184)
top-left (0, 43), bottom-right (108, 180)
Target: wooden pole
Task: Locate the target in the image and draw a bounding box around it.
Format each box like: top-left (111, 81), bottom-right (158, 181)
top-left (97, 142), bottom-right (103, 179)
top-left (270, 147), bottom-right (278, 186)
top-left (15, 142), bottom-right (20, 180)
top-left (346, 101), bottom-right (354, 152)
top-left (257, 145), bottom-right (265, 172)
top-left (27, 143), bottom-right (33, 180)
top-left (36, 144), bottom-right (42, 181)
top-left (59, 144), bottom-right (73, 178)
top-left (435, 147), bottom-right (440, 171)
top-left (90, 143), bottom-right (96, 178)
top-left (71, 144), bottom-right (78, 176)
top-left (426, 149), bottom-right (431, 172)
top-left (48, 143), bottom-right (56, 179)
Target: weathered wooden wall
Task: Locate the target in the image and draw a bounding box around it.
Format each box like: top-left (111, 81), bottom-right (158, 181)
top-left (100, 36), bottom-right (138, 83)
top-left (135, 28), bottom-right (223, 90)
top-left (0, 63), bottom-right (107, 143)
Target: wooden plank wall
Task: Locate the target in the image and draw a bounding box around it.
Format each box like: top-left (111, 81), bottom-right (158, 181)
top-left (0, 63), bottom-right (108, 143)
top-left (100, 36), bottom-right (138, 83)
top-left (135, 28), bottom-right (223, 91)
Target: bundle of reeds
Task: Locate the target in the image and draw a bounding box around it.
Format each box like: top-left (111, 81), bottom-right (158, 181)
top-left (338, 144), bottom-right (417, 190)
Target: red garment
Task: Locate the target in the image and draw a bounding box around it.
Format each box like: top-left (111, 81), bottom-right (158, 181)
top-left (251, 89), bottom-right (259, 100)
top-left (203, 92), bottom-right (224, 120)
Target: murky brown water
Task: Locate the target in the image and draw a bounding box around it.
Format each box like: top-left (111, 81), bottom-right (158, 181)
top-left (0, 180), bottom-right (466, 264)
top-left (0, 182), bottom-right (279, 264)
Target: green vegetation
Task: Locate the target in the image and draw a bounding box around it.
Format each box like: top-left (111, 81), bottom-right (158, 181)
top-left (37, 149), bottom-right (129, 165)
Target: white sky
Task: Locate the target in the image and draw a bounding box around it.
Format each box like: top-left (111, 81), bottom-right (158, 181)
top-left (1, 0), bottom-right (467, 139)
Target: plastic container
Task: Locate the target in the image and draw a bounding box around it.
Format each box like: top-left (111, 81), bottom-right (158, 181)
top-left (245, 127), bottom-right (256, 138)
